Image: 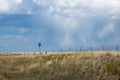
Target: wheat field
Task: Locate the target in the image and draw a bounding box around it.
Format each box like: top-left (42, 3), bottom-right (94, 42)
top-left (0, 51), bottom-right (120, 80)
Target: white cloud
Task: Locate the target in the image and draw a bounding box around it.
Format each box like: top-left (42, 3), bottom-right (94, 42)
top-left (52, 0), bottom-right (120, 18)
top-left (92, 0), bottom-right (120, 9)
top-left (59, 34), bottom-right (74, 48)
top-left (33, 0), bottom-right (47, 7)
top-left (98, 23), bottom-right (115, 39)
top-left (0, 0), bottom-right (10, 13)
top-left (55, 0), bottom-right (68, 7)
top-left (0, 0), bottom-right (34, 14)
top-left (63, 18), bottom-right (79, 30)
top-left (0, 0), bottom-right (23, 14)
top-left (16, 0), bottom-right (22, 4)
top-left (0, 0), bottom-right (120, 16)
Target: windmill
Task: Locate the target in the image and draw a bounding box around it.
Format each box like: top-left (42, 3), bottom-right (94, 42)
top-left (38, 42), bottom-right (42, 54)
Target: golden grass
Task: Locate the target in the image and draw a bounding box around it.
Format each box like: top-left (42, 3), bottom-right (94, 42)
top-left (0, 51), bottom-right (120, 80)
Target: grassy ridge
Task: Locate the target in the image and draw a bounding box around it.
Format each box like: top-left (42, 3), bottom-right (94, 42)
top-left (0, 52), bottom-right (120, 80)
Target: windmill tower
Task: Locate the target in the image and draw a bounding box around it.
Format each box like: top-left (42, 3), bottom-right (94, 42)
top-left (38, 43), bottom-right (42, 54)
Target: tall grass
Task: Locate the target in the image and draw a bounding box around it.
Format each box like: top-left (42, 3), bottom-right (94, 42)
top-left (0, 51), bottom-right (120, 80)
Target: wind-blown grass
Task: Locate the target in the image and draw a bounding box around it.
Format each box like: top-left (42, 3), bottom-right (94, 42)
top-left (0, 51), bottom-right (120, 80)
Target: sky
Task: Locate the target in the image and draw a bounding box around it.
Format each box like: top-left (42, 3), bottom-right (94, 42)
top-left (0, 0), bottom-right (120, 52)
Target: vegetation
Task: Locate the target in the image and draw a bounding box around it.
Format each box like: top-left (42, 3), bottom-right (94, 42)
top-left (0, 51), bottom-right (120, 80)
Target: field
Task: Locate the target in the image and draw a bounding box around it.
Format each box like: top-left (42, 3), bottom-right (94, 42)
top-left (0, 51), bottom-right (120, 80)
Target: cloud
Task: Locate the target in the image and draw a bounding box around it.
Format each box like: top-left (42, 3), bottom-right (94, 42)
top-left (0, 0), bottom-right (23, 14)
top-left (59, 34), bottom-right (74, 48)
top-left (0, 0), bottom-right (120, 51)
top-left (16, 0), bottom-right (22, 4)
top-left (92, 0), bottom-right (120, 9)
top-left (0, 0), bottom-right (120, 17)
top-left (31, 0), bottom-right (119, 17)
top-left (0, 0), bottom-right (9, 13)
top-left (98, 23), bottom-right (115, 39)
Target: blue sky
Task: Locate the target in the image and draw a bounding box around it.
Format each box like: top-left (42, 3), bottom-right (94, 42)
top-left (0, 0), bottom-right (120, 52)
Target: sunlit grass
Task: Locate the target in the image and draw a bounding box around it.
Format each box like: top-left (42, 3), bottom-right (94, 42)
top-left (0, 51), bottom-right (120, 80)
